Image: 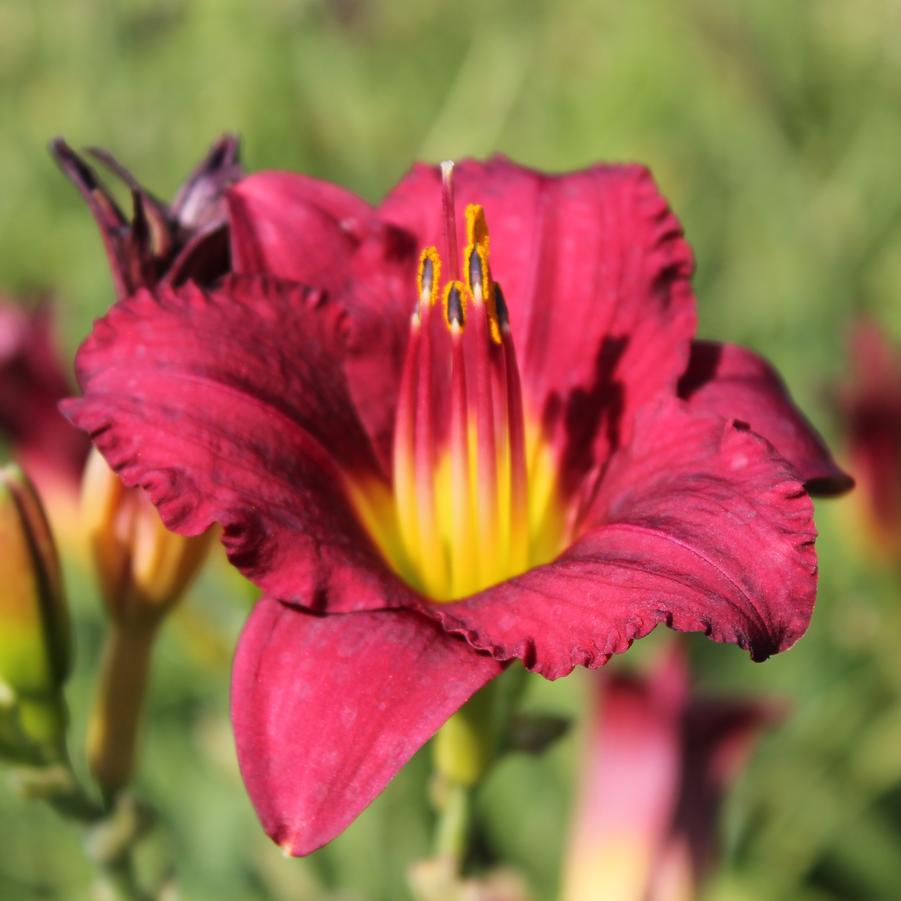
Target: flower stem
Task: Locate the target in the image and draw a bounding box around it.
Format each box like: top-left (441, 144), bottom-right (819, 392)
top-left (12, 760), bottom-right (104, 821)
top-left (432, 780), bottom-right (471, 863)
top-left (88, 621), bottom-right (158, 799)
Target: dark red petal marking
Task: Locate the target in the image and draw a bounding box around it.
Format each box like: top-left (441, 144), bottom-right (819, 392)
top-left (64, 275), bottom-right (412, 614)
top-left (231, 596), bottom-right (505, 856)
top-left (679, 340), bottom-right (852, 496)
top-left (417, 400), bottom-right (817, 679)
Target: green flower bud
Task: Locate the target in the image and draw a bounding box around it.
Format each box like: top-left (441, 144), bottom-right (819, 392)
top-left (0, 464), bottom-right (71, 762)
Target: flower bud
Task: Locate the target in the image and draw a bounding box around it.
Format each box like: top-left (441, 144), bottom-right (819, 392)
top-left (0, 463), bottom-right (71, 761)
top-left (81, 447), bottom-right (214, 795)
top-left (82, 447), bottom-right (213, 628)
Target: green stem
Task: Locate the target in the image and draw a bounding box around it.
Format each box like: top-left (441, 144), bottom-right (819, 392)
top-left (93, 854), bottom-right (151, 901)
top-left (88, 622), bottom-right (158, 799)
top-left (12, 760), bottom-right (104, 822)
top-left (432, 780), bottom-right (472, 864)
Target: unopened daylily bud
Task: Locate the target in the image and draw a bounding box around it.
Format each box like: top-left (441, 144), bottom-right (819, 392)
top-left (0, 464), bottom-right (71, 761)
top-left (82, 447), bottom-right (214, 628)
top-left (82, 447), bottom-right (214, 795)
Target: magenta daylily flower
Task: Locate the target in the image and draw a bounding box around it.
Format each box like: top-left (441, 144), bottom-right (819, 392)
top-left (63, 156), bottom-right (850, 855)
top-left (561, 646), bottom-right (781, 901)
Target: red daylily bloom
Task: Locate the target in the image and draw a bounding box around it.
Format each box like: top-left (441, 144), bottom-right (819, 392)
top-left (0, 298), bottom-right (88, 495)
top-left (63, 155), bottom-right (849, 855)
top-left (561, 646), bottom-right (781, 901)
top-left (837, 320), bottom-right (901, 556)
top-left (52, 135), bottom-right (242, 297)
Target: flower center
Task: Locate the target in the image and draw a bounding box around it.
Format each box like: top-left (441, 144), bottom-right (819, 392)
top-left (353, 163), bottom-right (567, 601)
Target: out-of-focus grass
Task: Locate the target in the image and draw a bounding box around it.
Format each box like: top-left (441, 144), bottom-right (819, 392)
top-left (1, 0), bottom-right (900, 898)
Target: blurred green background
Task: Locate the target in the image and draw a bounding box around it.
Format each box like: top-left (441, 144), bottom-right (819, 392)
top-left (2, 0), bottom-right (900, 898)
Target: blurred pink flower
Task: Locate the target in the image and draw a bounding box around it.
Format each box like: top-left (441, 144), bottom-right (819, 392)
top-left (0, 298), bottom-right (87, 495)
top-left (837, 320), bottom-right (901, 557)
top-left (561, 646), bottom-right (782, 901)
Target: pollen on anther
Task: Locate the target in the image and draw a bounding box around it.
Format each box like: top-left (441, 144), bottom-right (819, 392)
top-left (467, 247), bottom-right (485, 301)
top-left (494, 282), bottom-right (510, 333)
top-left (444, 281), bottom-right (466, 328)
top-left (465, 204), bottom-right (489, 253)
top-left (417, 247), bottom-right (441, 307)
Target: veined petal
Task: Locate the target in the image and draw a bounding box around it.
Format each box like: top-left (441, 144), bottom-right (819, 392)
top-left (380, 157), bottom-right (697, 496)
top-left (228, 171), bottom-right (370, 292)
top-left (420, 401), bottom-right (817, 679)
top-left (679, 341), bottom-right (852, 496)
top-left (63, 275), bottom-right (409, 613)
top-left (228, 171), bottom-right (418, 469)
top-left (231, 596), bottom-right (504, 856)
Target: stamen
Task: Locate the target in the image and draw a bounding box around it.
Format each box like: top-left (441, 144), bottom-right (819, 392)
top-left (392, 314), bottom-right (422, 570)
top-left (444, 281), bottom-right (467, 328)
top-left (494, 283), bottom-right (530, 572)
top-left (448, 322), bottom-right (477, 597)
top-left (468, 246), bottom-right (485, 303)
top-left (413, 293), bottom-right (447, 596)
top-left (466, 244), bottom-right (501, 345)
top-left (494, 282), bottom-right (510, 332)
top-left (461, 271), bottom-right (500, 585)
top-left (418, 246), bottom-right (441, 309)
top-left (465, 203), bottom-right (490, 254)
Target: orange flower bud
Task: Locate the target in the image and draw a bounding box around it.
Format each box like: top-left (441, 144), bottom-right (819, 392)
top-left (81, 448), bottom-right (214, 795)
top-left (82, 447), bottom-right (214, 628)
top-left (0, 464), bottom-right (71, 761)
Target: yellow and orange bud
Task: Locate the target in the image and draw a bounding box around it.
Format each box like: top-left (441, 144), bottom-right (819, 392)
top-left (82, 447), bottom-right (214, 628)
top-left (82, 447), bottom-right (214, 796)
top-left (0, 464), bottom-right (71, 762)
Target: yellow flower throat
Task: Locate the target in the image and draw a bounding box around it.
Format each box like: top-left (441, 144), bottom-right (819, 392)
top-left (351, 163), bottom-right (567, 601)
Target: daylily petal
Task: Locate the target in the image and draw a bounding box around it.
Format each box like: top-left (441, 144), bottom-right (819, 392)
top-left (228, 170), bottom-right (371, 292)
top-left (63, 275), bottom-right (408, 612)
top-left (231, 596), bottom-right (504, 856)
top-left (228, 172), bottom-right (418, 469)
top-left (380, 157), bottom-right (698, 492)
top-left (678, 340), bottom-right (852, 495)
top-left (422, 400), bottom-right (816, 679)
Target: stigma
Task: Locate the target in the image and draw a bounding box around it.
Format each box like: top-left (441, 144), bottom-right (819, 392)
top-left (389, 162), bottom-right (531, 601)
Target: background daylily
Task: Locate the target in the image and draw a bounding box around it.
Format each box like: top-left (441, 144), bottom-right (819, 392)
top-left (0, 297), bottom-right (88, 501)
top-left (63, 155), bottom-right (850, 857)
top-left (560, 645), bottom-right (782, 901)
top-left (836, 320), bottom-right (901, 560)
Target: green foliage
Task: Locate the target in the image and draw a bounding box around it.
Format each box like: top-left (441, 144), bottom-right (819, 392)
top-left (0, 0), bottom-right (898, 897)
